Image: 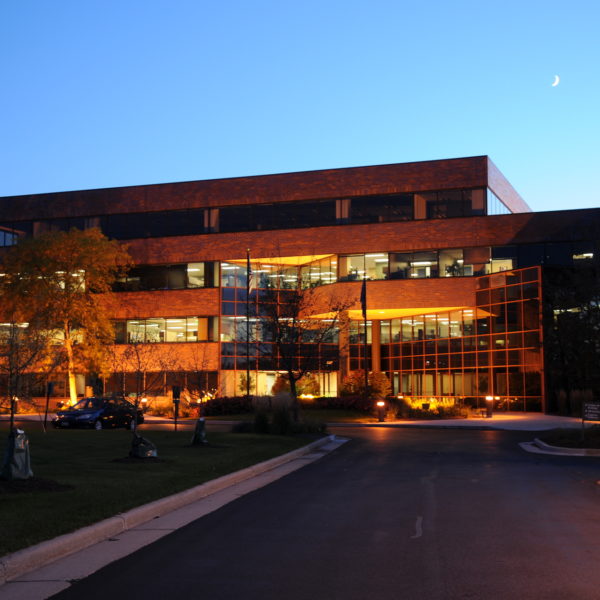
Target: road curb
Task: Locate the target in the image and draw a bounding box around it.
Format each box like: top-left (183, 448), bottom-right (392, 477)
top-left (532, 437), bottom-right (600, 457)
top-left (0, 436), bottom-right (331, 585)
top-left (328, 422), bottom-right (497, 430)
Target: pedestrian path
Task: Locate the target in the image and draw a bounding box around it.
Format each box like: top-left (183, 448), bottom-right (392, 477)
top-left (329, 412), bottom-right (588, 432)
top-left (3, 411), bottom-right (588, 432)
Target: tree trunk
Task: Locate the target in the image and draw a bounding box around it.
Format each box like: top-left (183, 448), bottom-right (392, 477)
top-left (64, 329), bottom-right (78, 406)
top-left (288, 372), bottom-right (299, 422)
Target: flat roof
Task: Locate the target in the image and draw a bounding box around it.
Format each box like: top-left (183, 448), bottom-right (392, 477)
top-left (0, 155), bottom-right (529, 220)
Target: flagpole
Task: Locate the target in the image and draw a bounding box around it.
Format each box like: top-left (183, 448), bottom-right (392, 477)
top-left (246, 248), bottom-right (251, 399)
top-left (361, 277), bottom-right (369, 401)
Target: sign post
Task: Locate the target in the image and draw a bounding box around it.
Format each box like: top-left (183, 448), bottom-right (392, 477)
top-left (582, 402), bottom-right (600, 441)
top-left (43, 381), bottom-right (55, 432)
top-left (172, 385), bottom-right (181, 432)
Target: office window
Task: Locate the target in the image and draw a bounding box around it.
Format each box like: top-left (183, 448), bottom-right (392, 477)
top-left (101, 209), bottom-right (205, 239)
top-left (388, 253), bottom-right (411, 280)
top-left (338, 255), bottom-right (366, 281)
top-left (299, 256), bottom-right (337, 287)
top-left (351, 194), bottom-right (413, 224)
top-left (410, 251), bottom-right (438, 278)
top-left (114, 262), bottom-right (216, 291)
top-left (439, 248), bottom-right (465, 277)
top-left (116, 317), bottom-right (217, 343)
top-left (219, 200), bottom-right (336, 233)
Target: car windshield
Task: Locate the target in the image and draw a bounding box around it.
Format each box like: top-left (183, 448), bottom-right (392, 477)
top-left (70, 398), bottom-right (104, 410)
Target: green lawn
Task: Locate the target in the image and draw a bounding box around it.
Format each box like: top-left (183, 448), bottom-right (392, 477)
top-left (0, 427), bottom-right (310, 557)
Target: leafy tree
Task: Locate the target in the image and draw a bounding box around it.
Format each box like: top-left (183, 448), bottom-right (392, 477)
top-left (271, 373), bottom-right (320, 396)
top-left (1, 228), bottom-right (131, 405)
top-left (340, 370), bottom-right (391, 399)
top-left (238, 372), bottom-right (255, 396)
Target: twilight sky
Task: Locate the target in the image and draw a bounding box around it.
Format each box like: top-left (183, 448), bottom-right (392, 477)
top-left (1, 0), bottom-right (598, 212)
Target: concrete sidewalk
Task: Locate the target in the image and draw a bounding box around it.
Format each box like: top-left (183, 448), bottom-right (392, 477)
top-left (328, 411), bottom-right (590, 432)
top-left (3, 411), bottom-right (591, 431)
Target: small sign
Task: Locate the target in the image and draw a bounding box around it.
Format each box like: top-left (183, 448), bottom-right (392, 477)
top-left (583, 402), bottom-right (600, 421)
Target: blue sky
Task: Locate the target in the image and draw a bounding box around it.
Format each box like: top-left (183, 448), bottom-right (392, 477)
top-left (1, 0), bottom-right (598, 212)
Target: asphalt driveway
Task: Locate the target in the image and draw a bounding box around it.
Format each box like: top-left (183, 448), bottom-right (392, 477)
top-left (45, 427), bottom-right (600, 600)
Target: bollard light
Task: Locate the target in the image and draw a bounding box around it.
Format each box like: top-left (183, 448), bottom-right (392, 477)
top-left (376, 400), bottom-right (386, 422)
top-left (485, 395), bottom-right (494, 418)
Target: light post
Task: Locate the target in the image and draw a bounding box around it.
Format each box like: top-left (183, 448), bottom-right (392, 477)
top-left (376, 400), bottom-right (386, 422)
top-left (485, 395), bottom-right (494, 418)
top-left (172, 385), bottom-right (180, 431)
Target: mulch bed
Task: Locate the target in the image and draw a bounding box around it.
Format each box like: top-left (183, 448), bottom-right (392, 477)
top-left (0, 477), bottom-right (74, 494)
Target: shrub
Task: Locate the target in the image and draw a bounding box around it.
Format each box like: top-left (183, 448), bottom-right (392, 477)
top-left (271, 375), bottom-right (290, 396)
top-left (297, 373), bottom-right (320, 396)
top-left (238, 373), bottom-right (255, 395)
top-left (201, 396), bottom-right (254, 416)
top-left (253, 396), bottom-right (274, 412)
top-left (271, 407), bottom-right (293, 435)
top-left (340, 370), bottom-right (391, 399)
top-left (314, 395), bottom-right (374, 412)
top-left (253, 411), bottom-right (270, 434)
top-left (271, 373), bottom-right (321, 396)
top-left (291, 420), bottom-right (328, 435)
top-left (393, 396), bottom-right (468, 419)
top-left (231, 421), bottom-right (255, 433)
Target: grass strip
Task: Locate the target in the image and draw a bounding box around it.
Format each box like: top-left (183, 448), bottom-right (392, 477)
top-left (0, 427), bottom-right (309, 556)
top-left (203, 408), bottom-right (373, 423)
top-left (538, 426), bottom-right (600, 449)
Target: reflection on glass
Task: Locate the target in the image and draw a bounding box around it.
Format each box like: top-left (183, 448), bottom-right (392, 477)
top-left (338, 255), bottom-right (365, 281)
top-left (364, 254), bottom-right (388, 279)
top-left (439, 248), bottom-right (464, 277)
top-left (187, 263), bottom-right (205, 287)
top-left (145, 318), bottom-right (165, 342)
top-left (411, 252), bottom-right (438, 278)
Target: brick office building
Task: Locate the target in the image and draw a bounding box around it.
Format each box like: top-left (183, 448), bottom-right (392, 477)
top-left (1, 155), bottom-right (598, 412)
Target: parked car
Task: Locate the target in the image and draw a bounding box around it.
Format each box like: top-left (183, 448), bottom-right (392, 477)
top-left (52, 396), bottom-right (144, 430)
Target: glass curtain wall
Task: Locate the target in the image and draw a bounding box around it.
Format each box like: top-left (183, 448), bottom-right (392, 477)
top-left (350, 267), bottom-right (543, 410)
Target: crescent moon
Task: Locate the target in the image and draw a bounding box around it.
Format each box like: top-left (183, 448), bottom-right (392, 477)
top-left (552, 75), bottom-right (560, 87)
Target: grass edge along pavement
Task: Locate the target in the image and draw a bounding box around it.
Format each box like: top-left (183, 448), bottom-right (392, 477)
top-left (0, 435), bottom-right (332, 585)
top-left (0, 428), bottom-right (314, 556)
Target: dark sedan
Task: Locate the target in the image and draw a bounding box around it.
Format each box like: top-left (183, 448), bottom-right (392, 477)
top-left (52, 396), bottom-right (144, 430)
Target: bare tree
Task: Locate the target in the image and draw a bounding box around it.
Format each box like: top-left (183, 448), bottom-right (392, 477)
top-left (0, 288), bottom-right (57, 479)
top-left (108, 342), bottom-right (181, 432)
top-left (180, 343), bottom-right (217, 407)
top-left (258, 281), bottom-right (352, 421)
top-left (0, 322), bottom-right (51, 430)
top-left (181, 344), bottom-right (216, 445)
